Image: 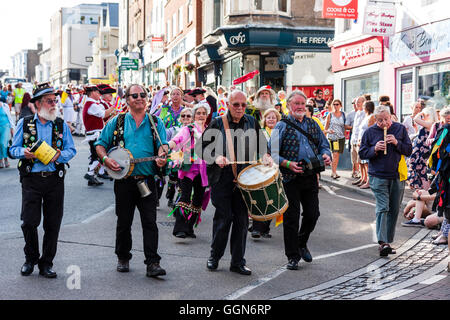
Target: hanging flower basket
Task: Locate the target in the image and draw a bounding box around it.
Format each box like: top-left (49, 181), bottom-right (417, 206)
top-left (173, 64), bottom-right (182, 77)
top-left (154, 68), bottom-right (165, 74)
top-left (183, 62), bottom-right (196, 74)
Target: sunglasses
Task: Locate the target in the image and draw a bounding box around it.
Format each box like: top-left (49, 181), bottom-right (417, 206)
top-left (333, 103), bottom-right (341, 106)
top-left (128, 92), bottom-right (147, 99)
top-left (232, 103), bottom-right (247, 108)
top-left (44, 99), bottom-right (58, 105)
top-left (180, 114), bottom-right (192, 118)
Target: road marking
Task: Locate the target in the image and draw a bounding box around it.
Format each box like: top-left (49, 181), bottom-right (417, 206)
top-left (224, 243), bottom-right (378, 300)
top-left (81, 204), bottom-right (114, 224)
top-left (322, 185), bottom-right (375, 207)
top-left (419, 275), bottom-right (447, 285)
top-left (375, 289), bottom-right (415, 300)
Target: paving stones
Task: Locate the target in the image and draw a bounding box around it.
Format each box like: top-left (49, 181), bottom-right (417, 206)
top-left (287, 234), bottom-right (449, 300)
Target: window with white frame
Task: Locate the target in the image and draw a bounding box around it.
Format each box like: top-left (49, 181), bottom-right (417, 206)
top-left (229, 0), bottom-right (290, 14)
top-left (173, 13), bottom-right (177, 37)
top-left (178, 7), bottom-right (183, 33)
top-left (188, 0), bottom-right (193, 23)
top-left (166, 20), bottom-right (170, 42)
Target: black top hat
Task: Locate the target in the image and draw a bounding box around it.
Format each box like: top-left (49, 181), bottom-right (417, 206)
top-left (30, 82), bottom-right (56, 103)
top-left (183, 89), bottom-right (192, 95)
top-left (188, 88), bottom-right (206, 96)
top-left (85, 85), bottom-right (100, 93)
top-left (97, 84), bottom-right (116, 94)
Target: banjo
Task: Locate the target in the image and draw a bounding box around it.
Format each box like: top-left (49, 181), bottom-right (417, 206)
top-left (105, 147), bottom-right (183, 180)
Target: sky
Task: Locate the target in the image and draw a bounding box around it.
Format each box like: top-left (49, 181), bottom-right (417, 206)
top-left (1, 0), bottom-right (115, 71)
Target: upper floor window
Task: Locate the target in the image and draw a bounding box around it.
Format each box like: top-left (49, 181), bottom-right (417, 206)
top-left (228, 0), bottom-right (290, 15)
top-left (188, 0), bottom-right (194, 23)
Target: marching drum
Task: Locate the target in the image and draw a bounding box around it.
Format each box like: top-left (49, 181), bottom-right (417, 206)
top-left (237, 163), bottom-right (288, 222)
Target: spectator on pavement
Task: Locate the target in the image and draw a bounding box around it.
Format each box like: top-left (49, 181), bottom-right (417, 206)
top-left (0, 100), bottom-right (14, 168)
top-left (356, 101), bottom-right (376, 189)
top-left (403, 101), bottom-right (425, 141)
top-left (359, 105), bottom-right (412, 257)
top-left (407, 106), bottom-right (438, 191)
top-left (18, 93), bottom-right (36, 120)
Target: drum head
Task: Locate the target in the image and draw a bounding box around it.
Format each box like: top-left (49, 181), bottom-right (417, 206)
top-left (105, 147), bottom-right (132, 180)
top-left (237, 163), bottom-right (278, 190)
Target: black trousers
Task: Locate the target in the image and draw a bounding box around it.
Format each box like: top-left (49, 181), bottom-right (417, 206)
top-left (166, 172), bottom-right (178, 201)
top-left (250, 220), bottom-right (271, 234)
top-left (114, 177), bottom-right (161, 265)
top-left (173, 175), bottom-right (206, 236)
top-left (88, 139), bottom-right (99, 165)
top-left (283, 174), bottom-right (320, 261)
top-left (20, 174), bottom-right (64, 268)
top-left (210, 169), bottom-right (248, 267)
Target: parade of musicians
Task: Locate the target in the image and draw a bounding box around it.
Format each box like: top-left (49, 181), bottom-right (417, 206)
top-left (0, 0), bottom-right (448, 302)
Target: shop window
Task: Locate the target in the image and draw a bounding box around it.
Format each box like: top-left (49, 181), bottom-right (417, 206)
top-left (418, 61), bottom-right (450, 110)
top-left (243, 55), bottom-right (260, 96)
top-left (213, 0), bottom-right (222, 30)
top-left (399, 72), bottom-right (414, 122)
top-left (344, 73), bottom-right (379, 112)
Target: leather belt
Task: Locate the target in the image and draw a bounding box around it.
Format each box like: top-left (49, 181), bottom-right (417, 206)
top-left (30, 171), bottom-right (57, 178)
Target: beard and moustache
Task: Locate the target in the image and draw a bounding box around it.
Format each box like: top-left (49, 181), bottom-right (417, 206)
top-left (38, 107), bottom-right (57, 121)
top-left (254, 97), bottom-right (273, 110)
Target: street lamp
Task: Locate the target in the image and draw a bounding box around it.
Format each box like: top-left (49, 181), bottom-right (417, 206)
top-left (137, 40), bottom-right (145, 85)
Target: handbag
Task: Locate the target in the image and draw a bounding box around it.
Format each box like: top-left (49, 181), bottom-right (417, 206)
top-left (398, 155), bottom-right (408, 181)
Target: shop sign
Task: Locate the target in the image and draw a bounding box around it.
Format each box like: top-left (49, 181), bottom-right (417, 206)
top-left (220, 28), bottom-right (334, 51)
top-left (322, 0), bottom-right (358, 20)
top-left (363, 4), bottom-right (396, 36)
top-left (151, 37), bottom-right (164, 54)
top-left (389, 19), bottom-right (450, 63)
top-left (331, 36), bottom-right (384, 72)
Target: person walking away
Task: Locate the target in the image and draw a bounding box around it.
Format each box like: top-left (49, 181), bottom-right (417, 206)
top-left (0, 100), bottom-right (14, 168)
top-left (9, 82), bottom-right (76, 277)
top-left (13, 83), bottom-right (26, 122)
top-left (359, 105), bottom-right (412, 256)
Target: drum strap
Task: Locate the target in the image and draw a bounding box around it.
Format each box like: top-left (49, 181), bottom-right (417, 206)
top-left (221, 115), bottom-right (238, 182)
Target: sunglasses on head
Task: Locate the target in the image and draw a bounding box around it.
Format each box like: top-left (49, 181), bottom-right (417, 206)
top-left (129, 92), bottom-right (147, 99)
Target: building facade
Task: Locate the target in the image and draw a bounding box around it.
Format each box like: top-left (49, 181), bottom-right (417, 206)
top-left (196, 0), bottom-right (334, 95)
top-left (35, 48), bottom-right (52, 83)
top-left (50, 3), bottom-right (117, 86)
top-left (329, 0), bottom-right (450, 118)
top-left (10, 43), bottom-right (42, 82)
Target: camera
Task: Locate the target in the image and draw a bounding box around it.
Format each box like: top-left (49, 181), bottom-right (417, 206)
top-left (298, 156), bottom-right (325, 174)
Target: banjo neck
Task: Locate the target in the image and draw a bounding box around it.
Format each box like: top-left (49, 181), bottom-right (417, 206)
top-left (130, 156), bottom-right (162, 164)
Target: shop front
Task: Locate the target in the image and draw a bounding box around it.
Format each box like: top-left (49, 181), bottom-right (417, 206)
top-left (389, 19), bottom-right (450, 121)
top-left (196, 25), bottom-right (334, 94)
top-left (330, 36), bottom-right (384, 112)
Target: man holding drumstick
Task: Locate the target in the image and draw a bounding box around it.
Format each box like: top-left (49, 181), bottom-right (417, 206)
top-left (198, 89), bottom-right (273, 276)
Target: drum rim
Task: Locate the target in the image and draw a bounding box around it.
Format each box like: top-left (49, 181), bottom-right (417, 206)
top-left (106, 147), bottom-right (135, 179)
top-left (249, 200), bottom-right (289, 222)
top-left (237, 163), bottom-right (279, 190)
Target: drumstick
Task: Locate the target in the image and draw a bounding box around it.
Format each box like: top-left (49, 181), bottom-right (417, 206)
top-left (384, 127), bottom-right (387, 155)
top-left (228, 160), bottom-right (259, 165)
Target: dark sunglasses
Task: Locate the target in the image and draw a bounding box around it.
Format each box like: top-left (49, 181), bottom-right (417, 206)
top-left (180, 114), bottom-right (192, 118)
top-left (333, 103), bottom-right (341, 106)
top-left (128, 92), bottom-right (147, 99)
top-left (232, 103), bottom-right (247, 108)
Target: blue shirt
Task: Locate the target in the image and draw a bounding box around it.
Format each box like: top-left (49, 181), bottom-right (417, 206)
top-left (10, 114), bottom-right (77, 172)
top-left (269, 115), bottom-right (331, 165)
top-left (359, 122), bottom-right (412, 180)
top-left (95, 113), bottom-right (168, 177)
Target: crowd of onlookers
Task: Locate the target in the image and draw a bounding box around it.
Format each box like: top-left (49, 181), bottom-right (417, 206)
top-left (1, 81), bottom-right (448, 248)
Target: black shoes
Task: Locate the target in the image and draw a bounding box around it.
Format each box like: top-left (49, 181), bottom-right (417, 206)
top-left (21, 262), bottom-right (35, 276)
top-left (207, 257), bottom-right (218, 270)
top-left (84, 174), bottom-right (104, 186)
top-left (300, 247), bottom-right (313, 263)
top-left (167, 199), bottom-right (175, 208)
top-left (251, 230), bottom-right (261, 239)
top-left (97, 173), bottom-right (113, 181)
top-left (39, 266), bottom-right (57, 278)
top-left (261, 232), bottom-right (272, 239)
top-left (175, 232), bottom-right (187, 239)
top-left (117, 260), bottom-right (130, 272)
top-left (146, 263), bottom-right (166, 277)
top-left (286, 259), bottom-right (299, 270)
top-left (230, 265), bottom-right (252, 276)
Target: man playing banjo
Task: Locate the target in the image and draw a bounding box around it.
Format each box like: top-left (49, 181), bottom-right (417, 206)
top-left (95, 84), bottom-right (169, 278)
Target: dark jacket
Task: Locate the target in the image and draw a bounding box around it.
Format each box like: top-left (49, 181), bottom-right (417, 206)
top-left (359, 122), bottom-right (412, 180)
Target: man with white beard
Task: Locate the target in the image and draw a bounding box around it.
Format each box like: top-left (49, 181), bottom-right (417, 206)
top-left (9, 82), bottom-right (76, 279)
top-left (246, 85), bottom-right (277, 125)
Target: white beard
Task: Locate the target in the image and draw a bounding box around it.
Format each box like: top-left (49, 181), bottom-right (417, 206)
top-left (254, 98), bottom-right (273, 110)
top-left (38, 108), bottom-right (57, 122)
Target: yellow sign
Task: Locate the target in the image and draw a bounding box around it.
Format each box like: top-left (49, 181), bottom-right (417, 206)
top-left (30, 140), bottom-right (57, 165)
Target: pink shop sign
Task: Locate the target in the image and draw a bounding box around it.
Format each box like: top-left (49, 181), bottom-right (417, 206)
top-left (363, 4), bottom-right (396, 37)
